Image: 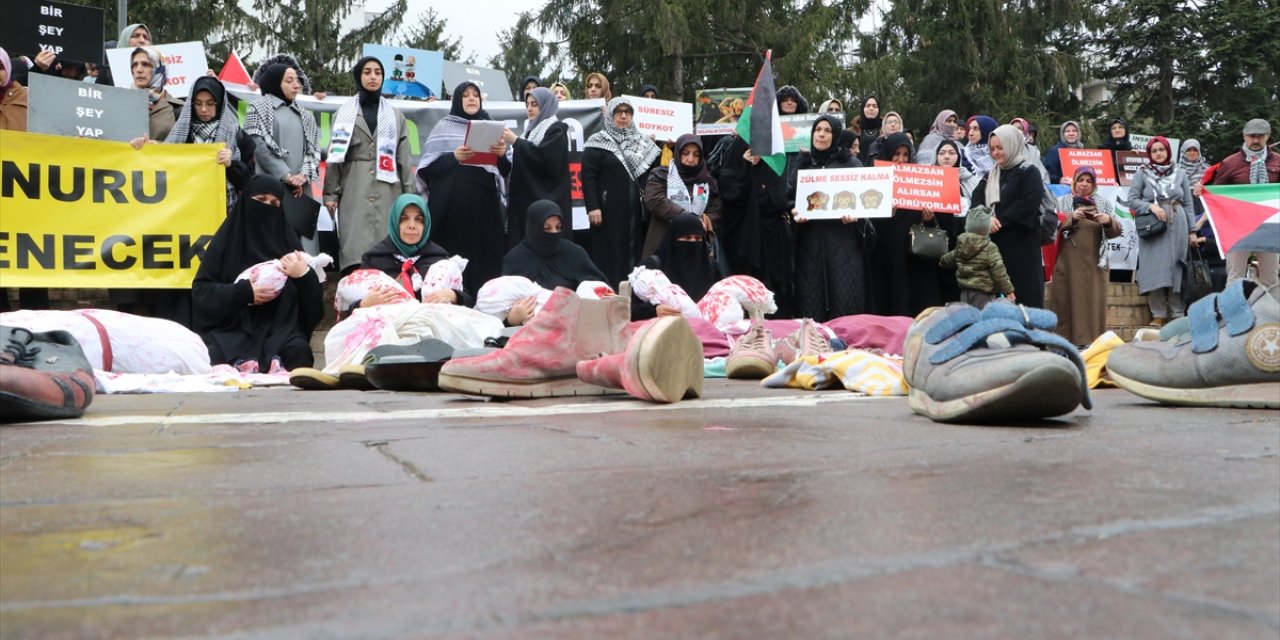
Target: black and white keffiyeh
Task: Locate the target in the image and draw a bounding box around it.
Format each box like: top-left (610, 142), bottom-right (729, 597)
top-left (243, 95), bottom-right (320, 182)
top-left (329, 95), bottom-right (399, 183)
top-left (584, 97), bottom-right (660, 181)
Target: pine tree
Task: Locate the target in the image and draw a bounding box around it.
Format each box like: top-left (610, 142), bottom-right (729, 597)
top-left (489, 12), bottom-right (564, 98)
top-left (399, 8), bottom-right (470, 64)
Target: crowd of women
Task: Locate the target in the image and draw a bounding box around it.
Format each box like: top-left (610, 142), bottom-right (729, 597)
top-left (2, 38), bottom-right (1276, 371)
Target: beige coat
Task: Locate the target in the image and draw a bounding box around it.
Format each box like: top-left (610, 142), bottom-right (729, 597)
top-left (148, 91), bottom-right (183, 141)
top-left (323, 108), bottom-right (415, 270)
top-left (0, 83), bottom-right (29, 132)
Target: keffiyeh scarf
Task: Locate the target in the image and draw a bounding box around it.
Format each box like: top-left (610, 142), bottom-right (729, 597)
top-left (330, 95), bottom-right (399, 184)
top-left (243, 95), bottom-right (320, 182)
top-left (584, 97), bottom-right (660, 181)
top-left (665, 159), bottom-right (710, 216)
top-left (1244, 145), bottom-right (1269, 184)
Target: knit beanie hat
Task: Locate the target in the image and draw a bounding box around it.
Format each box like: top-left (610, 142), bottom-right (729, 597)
top-left (965, 205), bottom-right (994, 236)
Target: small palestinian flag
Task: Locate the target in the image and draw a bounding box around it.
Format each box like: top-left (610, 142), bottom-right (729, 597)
top-left (1202, 184), bottom-right (1280, 254)
top-left (735, 50), bottom-right (787, 175)
top-left (217, 50), bottom-right (253, 85)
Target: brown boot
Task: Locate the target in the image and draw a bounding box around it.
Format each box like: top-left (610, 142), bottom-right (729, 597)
top-left (438, 287), bottom-right (631, 398)
top-left (576, 316), bottom-right (704, 404)
top-left (1, 327), bottom-right (96, 423)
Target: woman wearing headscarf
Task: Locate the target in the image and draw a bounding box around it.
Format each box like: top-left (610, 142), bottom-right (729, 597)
top-left (504, 200), bottom-right (606, 290)
top-left (1178, 139), bottom-right (1210, 188)
top-left (1049, 166), bottom-right (1122, 345)
top-left (584, 72), bottom-right (612, 101)
top-left (355, 193), bottom-right (471, 309)
top-left (818, 99), bottom-right (843, 115)
top-left (517, 76), bottom-right (541, 102)
top-left (961, 115), bottom-right (999, 179)
top-left (972, 124), bottom-right (1047, 308)
top-left (244, 62), bottom-right (322, 253)
top-left (641, 133), bottom-right (721, 260)
top-left (323, 56), bottom-right (415, 274)
top-left (1044, 120), bottom-right (1085, 185)
top-left (165, 76), bottom-right (255, 210)
top-left (93, 23), bottom-right (150, 86)
top-left (252, 54), bottom-right (321, 99)
top-left (0, 48), bottom-right (28, 132)
top-left (550, 82), bottom-right (572, 102)
top-left (128, 47), bottom-right (183, 141)
top-left (192, 175), bottom-right (324, 373)
top-left (1010, 117), bottom-right (1049, 182)
top-left (867, 111), bottom-right (905, 160)
top-left (788, 115), bottom-right (873, 321)
top-left (1123, 136), bottom-right (1195, 326)
top-left (639, 84), bottom-right (660, 99)
top-left (776, 86), bottom-right (808, 115)
top-left (855, 96), bottom-right (882, 165)
top-left (934, 138), bottom-right (982, 302)
top-left (632, 213), bottom-right (720, 321)
top-left (868, 133), bottom-right (946, 316)
top-left (718, 134), bottom-right (795, 314)
top-left (916, 109), bottom-right (958, 166)
top-left (501, 87), bottom-right (571, 248)
top-left (581, 96), bottom-right (661, 285)
top-left (1099, 117), bottom-right (1134, 153)
top-left (416, 81), bottom-right (510, 295)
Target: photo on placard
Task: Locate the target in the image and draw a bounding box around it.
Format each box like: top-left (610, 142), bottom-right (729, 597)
top-left (693, 87), bottom-right (750, 135)
top-left (361, 44), bottom-right (444, 101)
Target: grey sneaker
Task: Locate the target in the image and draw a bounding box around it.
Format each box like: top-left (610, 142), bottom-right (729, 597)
top-left (903, 301), bottom-right (1091, 423)
top-left (1108, 280), bottom-right (1280, 408)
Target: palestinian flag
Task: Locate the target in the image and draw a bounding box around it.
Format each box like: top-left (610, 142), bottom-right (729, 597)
top-left (217, 50), bottom-right (253, 85)
top-left (735, 51), bottom-right (786, 175)
top-left (1202, 184), bottom-right (1280, 254)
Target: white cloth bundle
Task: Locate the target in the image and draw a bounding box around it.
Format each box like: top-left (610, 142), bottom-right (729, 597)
top-left (234, 251), bottom-right (333, 303)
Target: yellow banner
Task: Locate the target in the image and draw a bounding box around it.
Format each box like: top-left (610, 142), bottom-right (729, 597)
top-left (1, 130), bottom-right (226, 288)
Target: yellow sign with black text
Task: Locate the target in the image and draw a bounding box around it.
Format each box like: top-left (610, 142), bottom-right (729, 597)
top-left (1, 130), bottom-right (226, 288)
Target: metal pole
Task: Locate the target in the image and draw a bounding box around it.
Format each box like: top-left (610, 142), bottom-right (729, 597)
top-left (118, 0), bottom-right (127, 36)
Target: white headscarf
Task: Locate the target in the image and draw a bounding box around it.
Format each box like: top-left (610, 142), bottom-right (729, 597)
top-left (983, 125), bottom-right (1027, 209)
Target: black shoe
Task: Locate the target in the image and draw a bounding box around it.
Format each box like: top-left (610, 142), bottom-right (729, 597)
top-left (363, 339), bottom-right (455, 391)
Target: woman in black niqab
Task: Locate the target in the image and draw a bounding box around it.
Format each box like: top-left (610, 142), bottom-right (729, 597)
top-left (502, 199), bottom-right (606, 290)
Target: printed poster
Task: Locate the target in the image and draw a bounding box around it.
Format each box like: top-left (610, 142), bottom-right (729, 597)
top-left (793, 166), bottom-right (895, 220)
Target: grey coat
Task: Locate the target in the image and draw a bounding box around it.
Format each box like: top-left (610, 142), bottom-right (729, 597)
top-left (322, 108), bottom-right (415, 270)
top-left (1125, 167), bottom-right (1195, 295)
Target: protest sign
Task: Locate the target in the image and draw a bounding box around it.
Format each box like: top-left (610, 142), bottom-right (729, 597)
top-left (1129, 133), bottom-right (1180, 160)
top-left (0, 0), bottom-right (104, 65)
top-left (1115, 150), bottom-right (1148, 186)
top-left (1057, 148), bottom-right (1118, 186)
top-left (362, 44), bottom-right (444, 100)
top-left (873, 161), bottom-right (962, 213)
top-left (623, 96), bottom-right (692, 142)
top-left (693, 87), bottom-right (750, 135)
top-left (26, 74), bottom-right (147, 142)
top-left (442, 61), bottom-right (513, 101)
top-left (781, 114), bottom-right (843, 153)
top-left (106, 41), bottom-right (209, 99)
top-left (0, 130), bottom-right (226, 288)
top-left (794, 167), bottom-right (895, 220)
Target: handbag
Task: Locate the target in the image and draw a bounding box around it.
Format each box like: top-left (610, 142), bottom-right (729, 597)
top-left (1133, 210), bottom-right (1167, 238)
top-left (1182, 246), bottom-right (1214, 305)
top-left (1038, 186), bottom-right (1061, 245)
top-left (909, 218), bottom-right (948, 260)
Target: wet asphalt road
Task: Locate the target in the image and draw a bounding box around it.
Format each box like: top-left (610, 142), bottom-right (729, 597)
top-left (1, 382), bottom-right (1278, 639)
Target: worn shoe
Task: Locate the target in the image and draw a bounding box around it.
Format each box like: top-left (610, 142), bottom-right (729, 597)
top-left (774, 318), bottom-right (832, 365)
top-left (337, 364), bottom-right (376, 390)
top-left (1, 326), bottom-right (96, 423)
top-left (289, 367), bottom-right (341, 390)
top-left (726, 305), bottom-right (777, 379)
top-left (364, 339), bottom-right (455, 392)
top-left (438, 287), bottom-right (631, 398)
top-left (1108, 280), bottom-right (1280, 408)
top-left (903, 301), bottom-right (1091, 423)
top-left (575, 316), bottom-right (704, 403)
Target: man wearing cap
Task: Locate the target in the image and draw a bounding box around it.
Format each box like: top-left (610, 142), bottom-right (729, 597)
top-left (1209, 118), bottom-right (1279, 286)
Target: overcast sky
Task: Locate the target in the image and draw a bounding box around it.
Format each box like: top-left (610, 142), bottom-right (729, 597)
top-left (366, 0), bottom-right (531, 66)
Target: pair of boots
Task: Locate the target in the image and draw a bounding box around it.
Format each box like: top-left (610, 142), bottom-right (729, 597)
top-left (437, 288), bottom-right (704, 403)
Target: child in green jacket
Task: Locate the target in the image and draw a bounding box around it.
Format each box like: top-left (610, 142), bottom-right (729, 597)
top-left (939, 205), bottom-right (1017, 309)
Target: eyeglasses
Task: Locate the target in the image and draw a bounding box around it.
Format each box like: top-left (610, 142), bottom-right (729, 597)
top-left (614, 108), bottom-right (633, 115)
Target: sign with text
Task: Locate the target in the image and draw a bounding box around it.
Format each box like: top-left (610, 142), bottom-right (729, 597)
top-left (27, 74), bottom-right (147, 142)
top-left (1115, 150), bottom-right (1148, 186)
top-left (621, 95), bottom-right (692, 142)
top-left (106, 41), bottom-right (209, 99)
top-left (441, 61), bottom-right (512, 101)
top-left (1129, 133), bottom-right (1180, 160)
top-left (0, 0), bottom-right (104, 65)
top-left (873, 161), bottom-right (962, 214)
top-left (1057, 148), bottom-right (1118, 186)
top-left (362, 44), bottom-right (444, 101)
top-left (693, 87), bottom-right (750, 135)
top-left (793, 167), bottom-right (895, 220)
top-left (0, 130), bottom-right (226, 288)
top-left (781, 114), bottom-right (844, 153)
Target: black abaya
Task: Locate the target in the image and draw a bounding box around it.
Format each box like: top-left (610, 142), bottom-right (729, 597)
top-left (507, 122), bottom-right (572, 249)
top-left (972, 164), bottom-right (1046, 308)
top-left (581, 147), bottom-right (653, 286)
top-left (419, 155), bottom-right (510, 296)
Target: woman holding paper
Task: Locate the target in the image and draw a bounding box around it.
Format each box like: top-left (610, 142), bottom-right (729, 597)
top-left (416, 81), bottom-right (510, 295)
top-left (868, 132), bottom-right (945, 317)
top-left (581, 97), bottom-right (661, 285)
top-left (972, 125), bottom-right (1046, 308)
top-left (244, 63), bottom-right (323, 254)
top-left (788, 115), bottom-right (873, 321)
top-left (324, 56), bottom-right (415, 274)
top-left (501, 87), bottom-right (572, 249)
top-left (1049, 166), bottom-right (1122, 345)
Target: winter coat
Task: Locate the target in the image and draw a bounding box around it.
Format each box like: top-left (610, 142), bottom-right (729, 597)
top-left (972, 164), bottom-right (1046, 307)
top-left (0, 83), bottom-right (28, 132)
top-left (323, 107), bottom-right (415, 271)
top-left (640, 165), bottom-right (722, 260)
top-left (148, 92), bottom-right (183, 141)
top-left (1125, 167), bottom-right (1195, 295)
top-left (1209, 150), bottom-right (1280, 185)
top-left (940, 232), bottom-right (1015, 295)
top-left (786, 150), bottom-right (873, 320)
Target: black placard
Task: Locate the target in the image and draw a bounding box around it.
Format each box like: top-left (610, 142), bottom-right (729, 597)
top-left (27, 74), bottom-right (148, 142)
top-left (0, 0), bottom-right (105, 65)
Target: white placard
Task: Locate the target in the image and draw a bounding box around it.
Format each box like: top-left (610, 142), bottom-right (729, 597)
top-left (1103, 185), bottom-right (1139, 270)
top-left (106, 41), bottom-right (209, 99)
top-left (623, 95), bottom-right (693, 142)
top-left (794, 167), bottom-right (896, 220)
